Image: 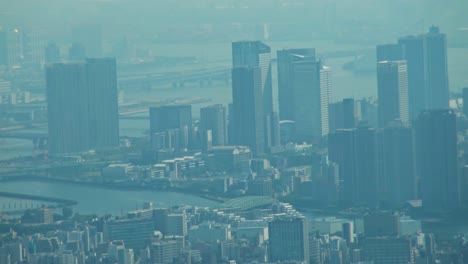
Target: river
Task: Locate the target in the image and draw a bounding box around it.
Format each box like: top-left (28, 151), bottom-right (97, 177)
top-left (0, 180), bottom-right (219, 216)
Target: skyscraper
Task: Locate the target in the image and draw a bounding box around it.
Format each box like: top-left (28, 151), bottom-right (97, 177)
top-left (328, 126), bottom-right (379, 207)
top-left (268, 216), bottom-right (309, 264)
top-left (86, 58), bottom-right (120, 150)
top-left (47, 62), bottom-right (90, 155)
top-left (0, 29), bottom-right (8, 67)
top-left (46, 59), bottom-right (120, 155)
top-left (398, 26), bottom-right (449, 118)
top-left (398, 35), bottom-right (426, 119)
top-left (230, 67), bottom-right (264, 155)
top-left (289, 59), bottom-right (330, 141)
top-left (415, 110), bottom-right (459, 210)
top-left (232, 41), bottom-right (272, 113)
top-left (379, 123), bottom-right (416, 206)
top-left (377, 61), bottom-right (409, 127)
top-left (200, 104), bottom-right (227, 146)
top-left (425, 26), bottom-right (449, 110)
top-left (277, 48), bottom-right (316, 121)
top-left (232, 41), bottom-right (279, 151)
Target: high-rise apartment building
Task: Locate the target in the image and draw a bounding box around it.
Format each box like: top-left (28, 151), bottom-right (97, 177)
top-left (200, 104), bottom-right (227, 146)
top-left (377, 61), bottom-right (409, 127)
top-left (47, 62), bottom-right (90, 155)
top-left (268, 216), bottom-right (309, 264)
top-left (46, 58), bottom-right (119, 156)
top-left (463, 87), bottom-right (468, 116)
top-left (277, 48), bottom-right (316, 121)
top-left (86, 58), bottom-right (120, 150)
top-left (415, 109), bottom-right (459, 210)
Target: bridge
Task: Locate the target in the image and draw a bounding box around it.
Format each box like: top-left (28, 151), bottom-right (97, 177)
top-left (118, 67), bottom-right (231, 90)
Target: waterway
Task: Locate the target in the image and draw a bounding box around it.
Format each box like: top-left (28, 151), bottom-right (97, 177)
top-left (0, 180), bottom-right (219, 216)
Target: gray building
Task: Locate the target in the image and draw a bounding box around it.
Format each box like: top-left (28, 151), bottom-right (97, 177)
top-left (149, 105), bottom-right (192, 150)
top-left (289, 58), bottom-right (330, 142)
top-left (379, 123), bottom-right (416, 206)
top-left (277, 48), bottom-right (316, 121)
top-left (86, 58), bottom-right (120, 150)
top-left (362, 237), bottom-right (414, 264)
top-left (46, 58), bottom-right (119, 156)
top-left (415, 109), bottom-right (459, 210)
top-left (46, 62), bottom-right (90, 155)
top-left (232, 41), bottom-right (279, 151)
top-left (398, 26), bottom-right (449, 119)
top-left (377, 60), bottom-right (409, 127)
top-left (463, 87), bottom-right (468, 117)
top-left (230, 67), bottom-right (265, 155)
top-left (200, 104), bottom-right (227, 146)
top-left (104, 218), bottom-right (154, 250)
top-left (328, 126), bottom-right (379, 207)
top-left (268, 216), bottom-right (309, 264)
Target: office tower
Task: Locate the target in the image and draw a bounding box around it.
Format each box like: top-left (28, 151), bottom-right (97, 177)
top-left (232, 41), bottom-right (272, 113)
top-left (165, 213), bottom-right (188, 237)
top-left (376, 44), bottom-right (402, 62)
top-left (47, 59), bottom-right (119, 155)
top-left (72, 24), bottom-right (102, 58)
top-left (45, 43), bottom-right (61, 63)
top-left (398, 35), bottom-right (426, 119)
top-left (463, 88), bottom-right (468, 116)
top-left (415, 110), bottom-right (459, 210)
top-left (47, 62), bottom-right (90, 155)
top-left (289, 58), bottom-right (330, 142)
top-left (230, 67), bottom-right (265, 155)
top-left (425, 26), bottom-right (449, 109)
top-left (328, 126), bottom-right (379, 207)
top-left (399, 26), bottom-right (449, 118)
top-left (69, 42), bottom-right (86, 61)
top-left (377, 61), bottom-right (409, 127)
top-left (268, 216), bottom-right (309, 264)
top-left (379, 123), bottom-right (416, 205)
top-left (232, 41), bottom-right (279, 151)
top-left (277, 48), bottom-right (316, 120)
top-left (86, 58), bottom-right (119, 150)
top-left (200, 104), bottom-right (227, 146)
top-left (362, 237), bottom-right (414, 264)
top-left (104, 218), bottom-right (154, 250)
top-left (149, 105), bottom-right (192, 149)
